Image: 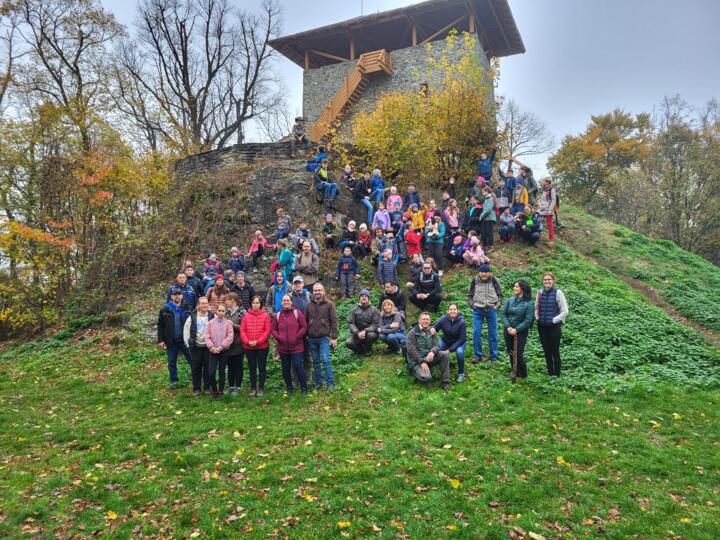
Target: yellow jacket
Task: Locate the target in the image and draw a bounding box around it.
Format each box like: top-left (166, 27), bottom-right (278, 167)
top-left (410, 209), bottom-right (425, 231)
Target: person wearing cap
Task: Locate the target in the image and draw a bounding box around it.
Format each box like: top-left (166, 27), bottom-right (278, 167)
top-left (234, 271), bottom-right (255, 309)
top-left (346, 290), bottom-right (381, 356)
top-left (335, 245), bottom-right (360, 299)
top-left (227, 247), bottom-right (246, 274)
top-left (157, 286), bottom-right (192, 387)
top-left (183, 296), bottom-right (213, 395)
top-left (248, 230), bottom-right (273, 273)
top-left (467, 264), bottom-right (503, 363)
top-left (206, 274), bottom-right (230, 313)
top-left (166, 271), bottom-right (198, 312)
top-left (322, 214), bottom-right (337, 249)
top-left (290, 116), bottom-right (309, 156)
top-left (306, 283), bottom-right (338, 391)
top-left (295, 240), bottom-right (319, 289)
top-left (406, 311), bottom-right (451, 390)
top-left (409, 261), bottom-right (442, 313)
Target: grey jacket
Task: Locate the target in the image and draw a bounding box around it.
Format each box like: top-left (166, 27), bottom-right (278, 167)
top-left (348, 304), bottom-right (381, 335)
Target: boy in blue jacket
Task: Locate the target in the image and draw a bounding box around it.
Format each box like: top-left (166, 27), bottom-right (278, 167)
top-left (403, 183), bottom-right (421, 210)
top-left (369, 168), bottom-right (386, 206)
top-left (335, 246), bottom-right (361, 298)
top-left (476, 144), bottom-right (496, 180)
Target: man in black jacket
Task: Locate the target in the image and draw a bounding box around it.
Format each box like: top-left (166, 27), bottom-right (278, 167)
top-left (378, 281), bottom-right (407, 316)
top-left (409, 262), bottom-right (442, 312)
top-left (234, 272), bottom-right (256, 310)
top-left (157, 286), bottom-right (191, 387)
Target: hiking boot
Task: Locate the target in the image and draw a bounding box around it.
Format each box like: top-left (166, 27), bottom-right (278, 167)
top-left (192, 389), bottom-right (201, 396)
top-left (471, 356), bottom-right (482, 364)
top-left (456, 373), bottom-right (465, 383)
top-left (249, 388), bottom-right (257, 397)
top-left (170, 381), bottom-right (180, 389)
top-left (442, 383), bottom-right (451, 391)
top-left (256, 388), bottom-right (265, 397)
top-left (314, 384), bottom-right (323, 391)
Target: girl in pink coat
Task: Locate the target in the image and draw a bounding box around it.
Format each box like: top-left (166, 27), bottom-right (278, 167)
top-left (205, 303), bottom-right (235, 398)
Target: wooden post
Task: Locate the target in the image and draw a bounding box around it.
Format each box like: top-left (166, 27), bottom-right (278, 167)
top-left (412, 24), bottom-right (417, 46)
top-left (469, 11), bottom-right (476, 33)
top-left (350, 39), bottom-right (356, 60)
top-left (304, 51), bottom-right (310, 70)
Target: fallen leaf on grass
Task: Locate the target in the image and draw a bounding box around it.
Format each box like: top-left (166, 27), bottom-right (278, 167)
top-left (336, 521), bottom-right (351, 528)
top-left (528, 532), bottom-right (546, 540)
top-left (106, 511), bottom-right (117, 520)
top-left (448, 478), bottom-right (461, 489)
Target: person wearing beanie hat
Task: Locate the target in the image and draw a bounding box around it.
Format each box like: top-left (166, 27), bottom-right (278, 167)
top-left (467, 264), bottom-right (503, 364)
top-left (247, 230), bottom-right (273, 273)
top-left (346, 291), bottom-right (381, 356)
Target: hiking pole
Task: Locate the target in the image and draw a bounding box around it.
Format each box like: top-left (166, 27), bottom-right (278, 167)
top-left (511, 333), bottom-right (518, 383)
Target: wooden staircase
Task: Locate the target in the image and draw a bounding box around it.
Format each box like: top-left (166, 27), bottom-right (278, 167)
top-left (308, 49), bottom-right (393, 142)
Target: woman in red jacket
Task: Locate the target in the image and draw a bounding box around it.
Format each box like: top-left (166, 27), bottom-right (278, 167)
top-left (240, 295), bottom-right (272, 396)
top-left (204, 303), bottom-right (235, 398)
top-left (271, 294), bottom-right (309, 393)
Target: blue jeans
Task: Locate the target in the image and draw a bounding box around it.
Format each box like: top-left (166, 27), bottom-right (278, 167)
top-left (369, 187), bottom-right (384, 204)
top-left (499, 224), bottom-right (515, 240)
top-left (472, 307), bottom-right (498, 360)
top-left (439, 339), bottom-right (466, 374)
top-left (280, 351), bottom-right (307, 392)
top-left (308, 336), bottom-right (334, 387)
top-left (317, 181), bottom-right (338, 200)
top-left (358, 198), bottom-right (374, 223)
top-left (379, 332), bottom-right (405, 350)
top-left (167, 340), bottom-right (192, 383)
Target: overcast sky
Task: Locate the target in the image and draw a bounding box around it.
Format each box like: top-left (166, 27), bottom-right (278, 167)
top-left (102, 0), bottom-right (720, 175)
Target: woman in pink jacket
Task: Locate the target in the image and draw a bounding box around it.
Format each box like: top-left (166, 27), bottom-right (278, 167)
top-left (205, 303), bottom-right (235, 398)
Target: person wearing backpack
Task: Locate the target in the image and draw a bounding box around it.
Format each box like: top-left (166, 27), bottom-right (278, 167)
top-left (271, 294), bottom-right (309, 393)
top-left (535, 272), bottom-right (569, 376)
top-left (467, 264), bottom-right (503, 363)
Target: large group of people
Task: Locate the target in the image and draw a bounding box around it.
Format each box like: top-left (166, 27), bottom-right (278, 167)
top-left (157, 144), bottom-right (568, 397)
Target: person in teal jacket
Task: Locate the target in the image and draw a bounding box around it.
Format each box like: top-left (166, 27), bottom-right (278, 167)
top-left (424, 215), bottom-right (446, 273)
top-left (275, 239), bottom-right (295, 280)
top-left (501, 279), bottom-right (535, 378)
top-left (479, 186), bottom-right (497, 250)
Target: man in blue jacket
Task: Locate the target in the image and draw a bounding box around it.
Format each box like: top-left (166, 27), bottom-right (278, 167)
top-left (476, 144), bottom-right (496, 182)
top-left (166, 272), bottom-right (198, 312)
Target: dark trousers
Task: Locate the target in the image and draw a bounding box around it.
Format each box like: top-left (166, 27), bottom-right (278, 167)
top-left (428, 243), bottom-right (444, 269)
top-left (481, 220), bottom-right (495, 248)
top-left (503, 328), bottom-right (529, 378)
top-left (190, 345), bottom-right (210, 391)
top-left (251, 245), bottom-right (265, 268)
top-left (280, 351), bottom-right (308, 392)
top-left (345, 331), bottom-right (378, 354)
top-left (538, 324), bottom-right (562, 376)
top-left (409, 293), bottom-right (442, 312)
top-left (208, 350), bottom-right (228, 393)
top-left (227, 352), bottom-right (244, 387)
top-left (245, 348), bottom-right (268, 390)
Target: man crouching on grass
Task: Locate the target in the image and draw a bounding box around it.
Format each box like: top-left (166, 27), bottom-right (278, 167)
top-left (405, 312), bottom-right (450, 391)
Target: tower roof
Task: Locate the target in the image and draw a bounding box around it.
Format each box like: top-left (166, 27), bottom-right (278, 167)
top-left (269, 0), bottom-right (524, 69)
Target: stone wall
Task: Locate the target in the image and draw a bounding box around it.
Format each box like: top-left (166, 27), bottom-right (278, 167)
top-left (174, 142), bottom-right (292, 181)
top-left (302, 33), bottom-right (490, 139)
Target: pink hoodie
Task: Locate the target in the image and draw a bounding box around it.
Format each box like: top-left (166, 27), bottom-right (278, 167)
top-left (205, 317), bottom-right (234, 350)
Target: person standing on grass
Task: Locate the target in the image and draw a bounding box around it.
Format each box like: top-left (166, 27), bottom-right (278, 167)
top-left (410, 261), bottom-right (442, 313)
top-left (204, 303), bottom-right (234, 399)
top-left (406, 312), bottom-right (451, 391)
top-left (538, 177), bottom-right (558, 242)
top-left (157, 286), bottom-right (191, 388)
top-left (431, 303), bottom-right (467, 383)
top-left (271, 294), bottom-right (309, 394)
top-left (501, 280), bottom-right (535, 379)
top-left (240, 296), bottom-right (271, 396)
top-left (306, 283), bottom-right (337, 391)
top-left (183, 296), bottom-right (213, 395)
top-left (346, 290), bottom-right (381, 356)
top-left (468, 264), bottom-right (503, 364)
top-left (535, 272), bottom-right (569, 377)
top-left (225, 293), bottom-right (246, 395)
top-left (378, 299), bottom-right (405, 353)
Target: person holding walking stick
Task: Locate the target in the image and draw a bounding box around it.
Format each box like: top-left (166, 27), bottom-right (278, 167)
top-left (501, 280), bottom-right (535, 379)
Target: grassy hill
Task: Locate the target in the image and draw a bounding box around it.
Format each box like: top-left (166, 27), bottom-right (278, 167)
top-left (0, 213), bottom-right (718, 538)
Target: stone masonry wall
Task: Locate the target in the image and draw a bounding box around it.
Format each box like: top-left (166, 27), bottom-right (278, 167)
top-left (302, 33), bottom-right (490, 140)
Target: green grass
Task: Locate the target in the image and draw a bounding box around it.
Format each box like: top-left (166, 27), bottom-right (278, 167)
top-left (1, 239), bottom-right (719, 538)
top-left (561, 205), bottom-right (720, 332)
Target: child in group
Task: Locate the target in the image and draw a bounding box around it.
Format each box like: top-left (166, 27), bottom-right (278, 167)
top-left (389, 201), bottom-right (404, 233)
top-left (274, 208), bottom-right (292, 241)
top-left (356, 223), bottom-right (372, 257)
top-left (372, 202), bottom-right (391, 231)
top-left (247, 231), bottom-right (273, 273)
top-left (275, 239), bottom-right (295, 280)
top-left (409, 204), bottom-right (425, 232)
top-left (335, 246), bottom-right (361, 298)
top-left (446, 176), bottom-right (457, 200)
top-left (446, 233), bottom-right (466, 267)
top-left (406, 253), bottom-right (423, 289)
top-left (404, 217), bottom-right (423, 259)
top-left (424, 199), bottom-right (439, 222)
top-left (371, 227), bottom-right (385, 266)
top-left (463, 236), bottom-right (489, 268)
top-left (377, 248), bottom-right (398, 285)
top-left (339, 220), bottom-right (358, 252)
top-left (403, 183), bottom-right (421, 210)
top-left (305, 145), bottom-right (327, 172)
top-left (341, 164), bottom-right (355, 189)
top-left (369, 168), bottom-right (386, 205)
top-left (425, 214), bottom-right (446, 274)
top-left (495, 179), bottom-right (511, 215)
top-left (380, 230), bottom-right (399, 263)
top-left (322, 214), bottom-right (337, 249)
top-left (227, 247), bottom-right (246, 274)
top-left (498, 207), bottom-right (516, 244)
top-left (511, 183), bottom-right (529, 215)
top-left (386, 186), bottom-right (403, 211)
top-left (291, 222), bottom-right (320, 254)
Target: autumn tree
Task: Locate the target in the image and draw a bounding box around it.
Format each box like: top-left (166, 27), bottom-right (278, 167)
top-left (352, 31), bottom-right (496, 185)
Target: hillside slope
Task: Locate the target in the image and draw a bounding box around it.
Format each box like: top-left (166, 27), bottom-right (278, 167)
top-left (1, 220), bottom-right (719, 537)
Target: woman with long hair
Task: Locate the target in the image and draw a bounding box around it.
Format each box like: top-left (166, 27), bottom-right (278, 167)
top-left (534, 272), bottom-right (569, 376)
top-left (501, 280), bottom-right (535, 379)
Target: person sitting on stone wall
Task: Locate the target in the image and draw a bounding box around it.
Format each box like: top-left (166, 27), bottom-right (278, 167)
top-left (274, 208), bottom-right (292, 242)
top-left (322, 213), bottom-right (337, 249)
top-left (291, 222), bottom-right (320, 255)
top-left (306, 145), bottom-right (327, 172)
top-left (312, 159), bottom-right (338, 208)
top-left (290, 116), bottom-right (309, 156)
